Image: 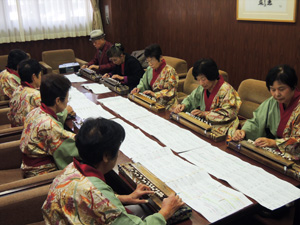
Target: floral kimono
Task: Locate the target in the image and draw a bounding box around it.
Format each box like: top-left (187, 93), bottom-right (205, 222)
top-left (0, 68), bottom-right (21, 98)
top-left (8, 82), bottom-right (41, 127)
top-left (182, 76), bottom-right (241, 135)
top-left (20, 104), bottom-right (79, 178)
top-left (241, 90), bottom-right (300, 160)
top-left (136, 59), bottom-right (178, 110)
top-left (42, 158), bottom-right (166, 225)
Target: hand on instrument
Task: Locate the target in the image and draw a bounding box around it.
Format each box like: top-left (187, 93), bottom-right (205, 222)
top-left (232, 130), bottom-right (246, 141)
top-left (117, 184), bottom-right (154, 205)
top-left (191, 109), bottom-right (204, 117)
top-left (173, 104), bottom-right (185, 113)
top-left (66, 105), bottom-right (76, 117)
top-left (159, 193), bottom-right (185, 220)
top-left (112, 75), bottom-right (124, 80)
top-left (143, 90), bottom-right (155, 97)
top-left (254, 138), bottom-right (277, 148)
top-left (81, 65), bottom-right (87, 69)
top-left (88, 65), bottom-right (99, 70)
top-left (131, 88), bottom-right (140, 94)
top-left (102, 73), bottom-right (110, 78)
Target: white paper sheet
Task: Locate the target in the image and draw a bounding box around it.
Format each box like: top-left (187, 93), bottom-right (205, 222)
top-left (81, 83), bottom-right (111, 94)
top-left (65, 74), bottom-right (87, 83)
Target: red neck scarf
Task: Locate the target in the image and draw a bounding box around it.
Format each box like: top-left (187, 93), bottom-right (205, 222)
top-left (21, 81), bottom-right (34, 88)
top-left (121, 63), bottom-right (125, 75)
top-left (150, 59), bottom-right (166, 88)
top-left (277, 89), bottom-right (300, 138)
top-left (204, 75), bottom-right (225, 111)
top-left (6, 67), bottom-right (20, 78)
top-left (73, 158), bottom-right (106, 182)
top-left (40, 103), bottom-right (58, 120)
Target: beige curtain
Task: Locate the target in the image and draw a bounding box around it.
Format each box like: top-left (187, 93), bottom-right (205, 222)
top-left (90, 0), bottom-right (103, 30)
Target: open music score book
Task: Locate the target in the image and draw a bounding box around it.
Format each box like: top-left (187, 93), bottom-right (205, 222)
top-left (99, 96), bottom-right (300, 215)
top-left (81, 83), bottom-right (111, 94)
top-left (180, 147), bottom-right (300, 210)
top-left (68, 87), bottom-right (115, 120)
top-left (64, 73), bottom-right (87, 83)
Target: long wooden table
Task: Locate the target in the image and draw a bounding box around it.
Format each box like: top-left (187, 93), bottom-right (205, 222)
top-left (69, 80), bottom-right (300, 225)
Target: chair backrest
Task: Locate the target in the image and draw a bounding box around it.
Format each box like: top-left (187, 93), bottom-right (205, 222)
top-left (42, 49), bottom-right (76, 71)
top-left (164, 56), bottom-right (188, 79)
top-left (0, 107), bottom-right (10, 126)
top-left (0, 184), bottom-right (49, 225)
top-left (0, 140), bottom-right (21, 170)
top-left (0, 53), bottom-right (31, 72)
top-left (183, 68), bottom-right (228, 95)
top-left (238, 79), bottom-right (271, 119)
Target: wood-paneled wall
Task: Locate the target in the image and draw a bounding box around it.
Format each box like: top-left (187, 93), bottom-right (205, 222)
top-left (0, 36), bottom-right (94, 63)
top-left (100, 0), bottom-right (300, 89)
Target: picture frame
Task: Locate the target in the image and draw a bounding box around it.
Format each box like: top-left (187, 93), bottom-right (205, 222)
top-left (237, 0), bottom-right (297, 23)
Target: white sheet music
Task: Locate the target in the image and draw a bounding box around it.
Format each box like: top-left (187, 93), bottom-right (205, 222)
top-left (68, 87), bottom-right (115, 120)
top-left (132, 148), bottom-right (252, 223)
top-left (81, 83), bottom-right (111, 94)
top-left (180, 148), bottom-right (300, 210)
top-left (65, 74), bottom-right (87, 83)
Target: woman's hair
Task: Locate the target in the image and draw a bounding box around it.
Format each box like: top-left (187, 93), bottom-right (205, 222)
top-left (18, 59), bottom-right (41, 83)
top-left (107, 43), bottom-right (125, 58)
top-left (192, 58), bottom-right (219, 81)
top-left (76, 118), bottom-right (125, 166)
top-left (7, 49), bottom-right (29, 71)
top-left (266, 65), bottom-right (297, 90)
top-left (144, 44), bottom-right (162, 61)
top-left (40, 74), bottom-right (71, 106)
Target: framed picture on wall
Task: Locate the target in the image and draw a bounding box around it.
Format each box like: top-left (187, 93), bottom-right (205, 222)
top-left (237, 0), bottom-right (297, 22)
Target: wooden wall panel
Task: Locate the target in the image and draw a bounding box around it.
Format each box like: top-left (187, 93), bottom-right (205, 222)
top-left (100, 0), bottom-right (300, 89)
top-left (0, 36), bottom-right (95, 63)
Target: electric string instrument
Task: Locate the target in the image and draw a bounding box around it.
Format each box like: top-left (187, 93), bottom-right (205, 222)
top-left (79, 68), bottom-right (102, 82)
top-left (127, 92), bottom-right (165, 112)
top-left (100, 77), bottom-right (129, 95)
top-left (170, 112), bottom-right (226, 142)
top-left (227, 139), bottom-right (300, 181)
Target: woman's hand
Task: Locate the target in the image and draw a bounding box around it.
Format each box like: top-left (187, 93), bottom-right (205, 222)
top-left (143, 90), bottom-right (155, 97)
top-left (112, 75), bottom-right (124, 80)
top-left (66, 105), bottom-right (76, 116)
top-left (117, 184), bottom-right (154, 205)
top-left (232, 130), bottom-right (246, 141)
top-left (102, 73), bottom-right (110, 78)
top-left (88, 65), bottom-right (99, 70)
top-left (131, 88), bottom-right (140, 94)
top-left (81, 65), bottom-right (87, 69)
top-left (254, 138), bottom-right (277, 148)
top-left (173, 104), bottom-right (185, 113)
top-left (159, 193), bottom-right (185, 220)
top-left (191, 109), bottom-right (203, 117)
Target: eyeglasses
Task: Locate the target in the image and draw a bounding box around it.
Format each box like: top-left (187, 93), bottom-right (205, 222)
top-left (145, 58), bottom-right (157, 65)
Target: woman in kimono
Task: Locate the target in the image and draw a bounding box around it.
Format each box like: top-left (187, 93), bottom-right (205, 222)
top-left (20, 74), bottom-right (78, 178)
top-left (0, 49), bottom-right (29, 98)
top-left (42, 118), bottom-right (184, 225)
top-left (173, 58), bottom-right (241, 135)
top-left (232, 65), bottom-right (300, 160)
top-left (102, 43), bottom-right (144, 91)
top-left (131, 44), bottom-right (178, 110)
top-left (8, 59), bottom-right (42, 127)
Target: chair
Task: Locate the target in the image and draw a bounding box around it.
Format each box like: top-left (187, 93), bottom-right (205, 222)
top-left (0, 140), bottom-right (23, 185)
top-left (164, 56), bottom-right (188, 79)
top-left (237, 78), bottom-right (271, 120)
top-left (0, 107), bottom-right (11, 128)
top-left (40, 49), bottom-right (87, 74)
top-left (0, 107), bottom-right (23, 142)
top-left (0, 184), bottom-right (49, 225)
top-left (177, 67), bottom-right (228, 103)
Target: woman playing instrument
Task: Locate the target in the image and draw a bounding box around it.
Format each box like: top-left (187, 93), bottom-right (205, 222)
top-left (102, 43), bottom-right (144, 91)
top-left (173, 58), bottom-right (241, 134)
top-left (20, 74), bottom-right (78, 178)
top-left (42, 118), bottom-right (184, 225)
top-left (232, 65), bottom-right (300, 159)
top-left (131, 44), bottom-right (178, 110)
